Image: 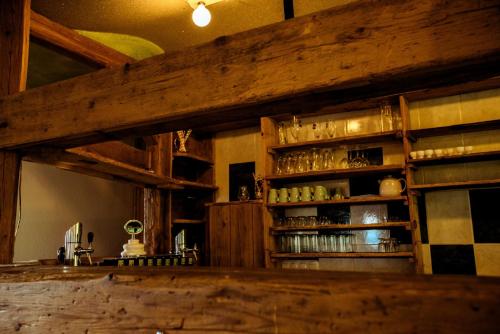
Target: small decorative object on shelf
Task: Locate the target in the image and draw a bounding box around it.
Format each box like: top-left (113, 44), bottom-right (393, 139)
top-left (238, 185), bottom-right (250, 201)
top-left (278, 122), bottom-right (287, 144)
top-left (176, 129), bottom-right (192, 153)
top-left (253, 173), bottom-right (264, 199)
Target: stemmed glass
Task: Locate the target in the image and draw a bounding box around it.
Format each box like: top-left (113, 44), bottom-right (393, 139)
top-left (290, 115), bottom-right (301, 143)
top-left (379, 101), bottom-right (393, 132)
top-left (326, 120), bottom-right (336, 138)
top-left (312, 121), bottom-right (322, 140)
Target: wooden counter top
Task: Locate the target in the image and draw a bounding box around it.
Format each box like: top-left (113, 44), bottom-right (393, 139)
top-left (0, 265), bottom-right (499, 333)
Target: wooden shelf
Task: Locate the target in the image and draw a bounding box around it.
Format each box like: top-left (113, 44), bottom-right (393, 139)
top-left (268, 131), bottom-right (402, 152)
top-left (173, 218), bottom-right (205, 224)
top-left (266, 164), bottom-right (404, 182)
top-left (271, 221), bottom-right (411, 233)
top-left (408, 119), bottom-right (500, 139)
top-left (409, 179), bottom-right (500, 191)
top-left (409, 150), bottom-right (500, 166)
top-left (267, 195), bottom-right (407, 208)
top-left (173, 152), bottom-right (214, 165)
top-left (270, 252), bottom-right (414, 259)
top-left (158, 179), bottom-right (218, 191)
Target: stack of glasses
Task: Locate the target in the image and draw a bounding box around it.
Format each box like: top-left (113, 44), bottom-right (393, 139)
top-left (278, 232), bottom-right (356, 253)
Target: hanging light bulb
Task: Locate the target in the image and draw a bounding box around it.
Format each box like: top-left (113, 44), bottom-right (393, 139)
top-left (192, 2), bottom-right (211, 27)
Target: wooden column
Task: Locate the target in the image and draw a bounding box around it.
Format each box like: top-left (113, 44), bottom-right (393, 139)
top-left (0, 0), bottom-right (30, 263)
top-left (143, 134), bottom-right (172, 255)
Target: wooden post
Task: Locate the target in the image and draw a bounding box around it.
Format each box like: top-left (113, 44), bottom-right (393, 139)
top-left (0, 0), bottom-right (30, 263)
top-left (143, 134), bottom-right (172, 254)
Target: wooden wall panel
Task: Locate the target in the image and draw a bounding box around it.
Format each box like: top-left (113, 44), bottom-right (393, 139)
top-left (209, 204), bottom-right (231, 266)
top-left (210, 202), bottom-right (264, 268)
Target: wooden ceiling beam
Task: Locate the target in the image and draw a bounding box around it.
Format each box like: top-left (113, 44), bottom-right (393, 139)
top-left (29, 11), bottom-right (134, 68)
top-left (1, 0), bottom-right (499, 149)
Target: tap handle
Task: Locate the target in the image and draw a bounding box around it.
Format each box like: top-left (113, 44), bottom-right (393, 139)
top-left (87, 232), bottom-right (94, 244)
top-left (57, 247), bottom-right (65, 264)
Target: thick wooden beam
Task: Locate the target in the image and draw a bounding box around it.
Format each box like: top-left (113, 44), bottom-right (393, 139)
top-left (30, 11), bottom-right (134, 67)
top-left (0, 0), bottom-right (30, 263)
top-left (0, 0), bottom-right (499, 149)
top-left (0, 266), bottom-right (499, 333)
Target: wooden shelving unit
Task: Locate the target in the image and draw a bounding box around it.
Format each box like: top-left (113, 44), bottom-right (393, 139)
top-left (409, 179), bottom-right (500, 192)
top-left (168, 179), bottom-right (218, 191)
top-left (270, 221), bottom-right (411, 233)
top-left (167, 133), bottom-right (216, 265)
top-left (267, 196), bottom-right (407, 208)
top-left (261, 113), bottom-right (414, 271)
top-left (266, 164), bottom-right (404, 182)
top-left (173, 218), bottom-right (205, 224)
top-left (270, 252), bottom-right (414, 259)
top-left (173, 152), bottom-right (214, 165)
top-left (268, 130), bottom-right (401, 152)
top-left (408, 119), bottom-right (500, 139)
top-left (408, 150), bottom-right (500, 166)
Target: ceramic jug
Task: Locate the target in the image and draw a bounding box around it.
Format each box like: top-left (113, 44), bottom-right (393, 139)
top-left (379, 175), bottom-right (406, 197)
top-left (314, 185), bottom-right (329, 201)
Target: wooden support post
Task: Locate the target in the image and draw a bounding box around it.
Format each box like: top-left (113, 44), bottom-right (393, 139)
top-left (0, 0), bottom-right (30, 263)
top-left (143, 134), bottom-right (172, 254)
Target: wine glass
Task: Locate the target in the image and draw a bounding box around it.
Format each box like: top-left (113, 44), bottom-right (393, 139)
top-left (290, 115), bottom-right (300, 143)
top-left (326, 120), bottom-right (336, 138)
top-left (312, 121), bottom-right (322, 140)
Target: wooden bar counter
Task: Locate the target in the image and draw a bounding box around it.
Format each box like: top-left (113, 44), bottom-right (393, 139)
top-left (0, 265), bottom-right (499, 333)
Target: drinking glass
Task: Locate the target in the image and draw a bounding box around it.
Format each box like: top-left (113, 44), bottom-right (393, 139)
top-left (326, 120), bottom-right (336, 138)
top-left (276, 155), bottom-right (285, 175)
top-left (322, 149), bottom-right (335, 169)
top-left (379, 101), bottom-right (393, 132)
top-left (290, 115), bottom-right (301, 143)
top-left (296, 151), bottom-right (308, 173)
top-left (338, 146), bottom-right (349, 169)
top-left (311, 148), bottom-right (323, 171)
top-left (312, 121), bottom-right (322, 140)
top-left (278, 122), bottom-right (287, 144)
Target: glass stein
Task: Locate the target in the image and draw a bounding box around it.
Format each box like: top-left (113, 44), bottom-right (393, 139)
top-left (296, 151), bottom-right (308, 173)
top-left (311, 148), bottom-right (322, 171)
top-left (275, 155), bottom-right (285, 175)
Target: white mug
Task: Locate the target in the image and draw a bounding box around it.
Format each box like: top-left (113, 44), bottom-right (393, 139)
top-left (455, 146), bottom-right (465, 155)
top-left (424, 149), bottom-right (434, 158)
top-left (416, 150), bottom-right (425, 159)
top-left (410, 151), bottom-right (417, 159)
top-left (434, 149), bottom-right (443, 157)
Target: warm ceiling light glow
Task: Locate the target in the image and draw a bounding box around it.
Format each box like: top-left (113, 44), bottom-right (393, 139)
top-left (192, 2), bottom-right (211, 27)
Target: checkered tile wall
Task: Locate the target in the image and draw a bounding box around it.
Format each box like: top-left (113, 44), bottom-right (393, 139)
top-left (419, 188), bottom-right (500, 276)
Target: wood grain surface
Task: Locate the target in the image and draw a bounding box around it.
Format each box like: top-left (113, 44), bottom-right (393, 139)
top-left (0, 0), bottom-right (30, 263)
top-left (1, 0), bottom-right (499, 149)
top-left (0, 265), bottom-right (498, 333)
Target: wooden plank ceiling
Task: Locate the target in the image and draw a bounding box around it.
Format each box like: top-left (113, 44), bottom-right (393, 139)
top-left (1, 0), bottom-right (500, 150)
